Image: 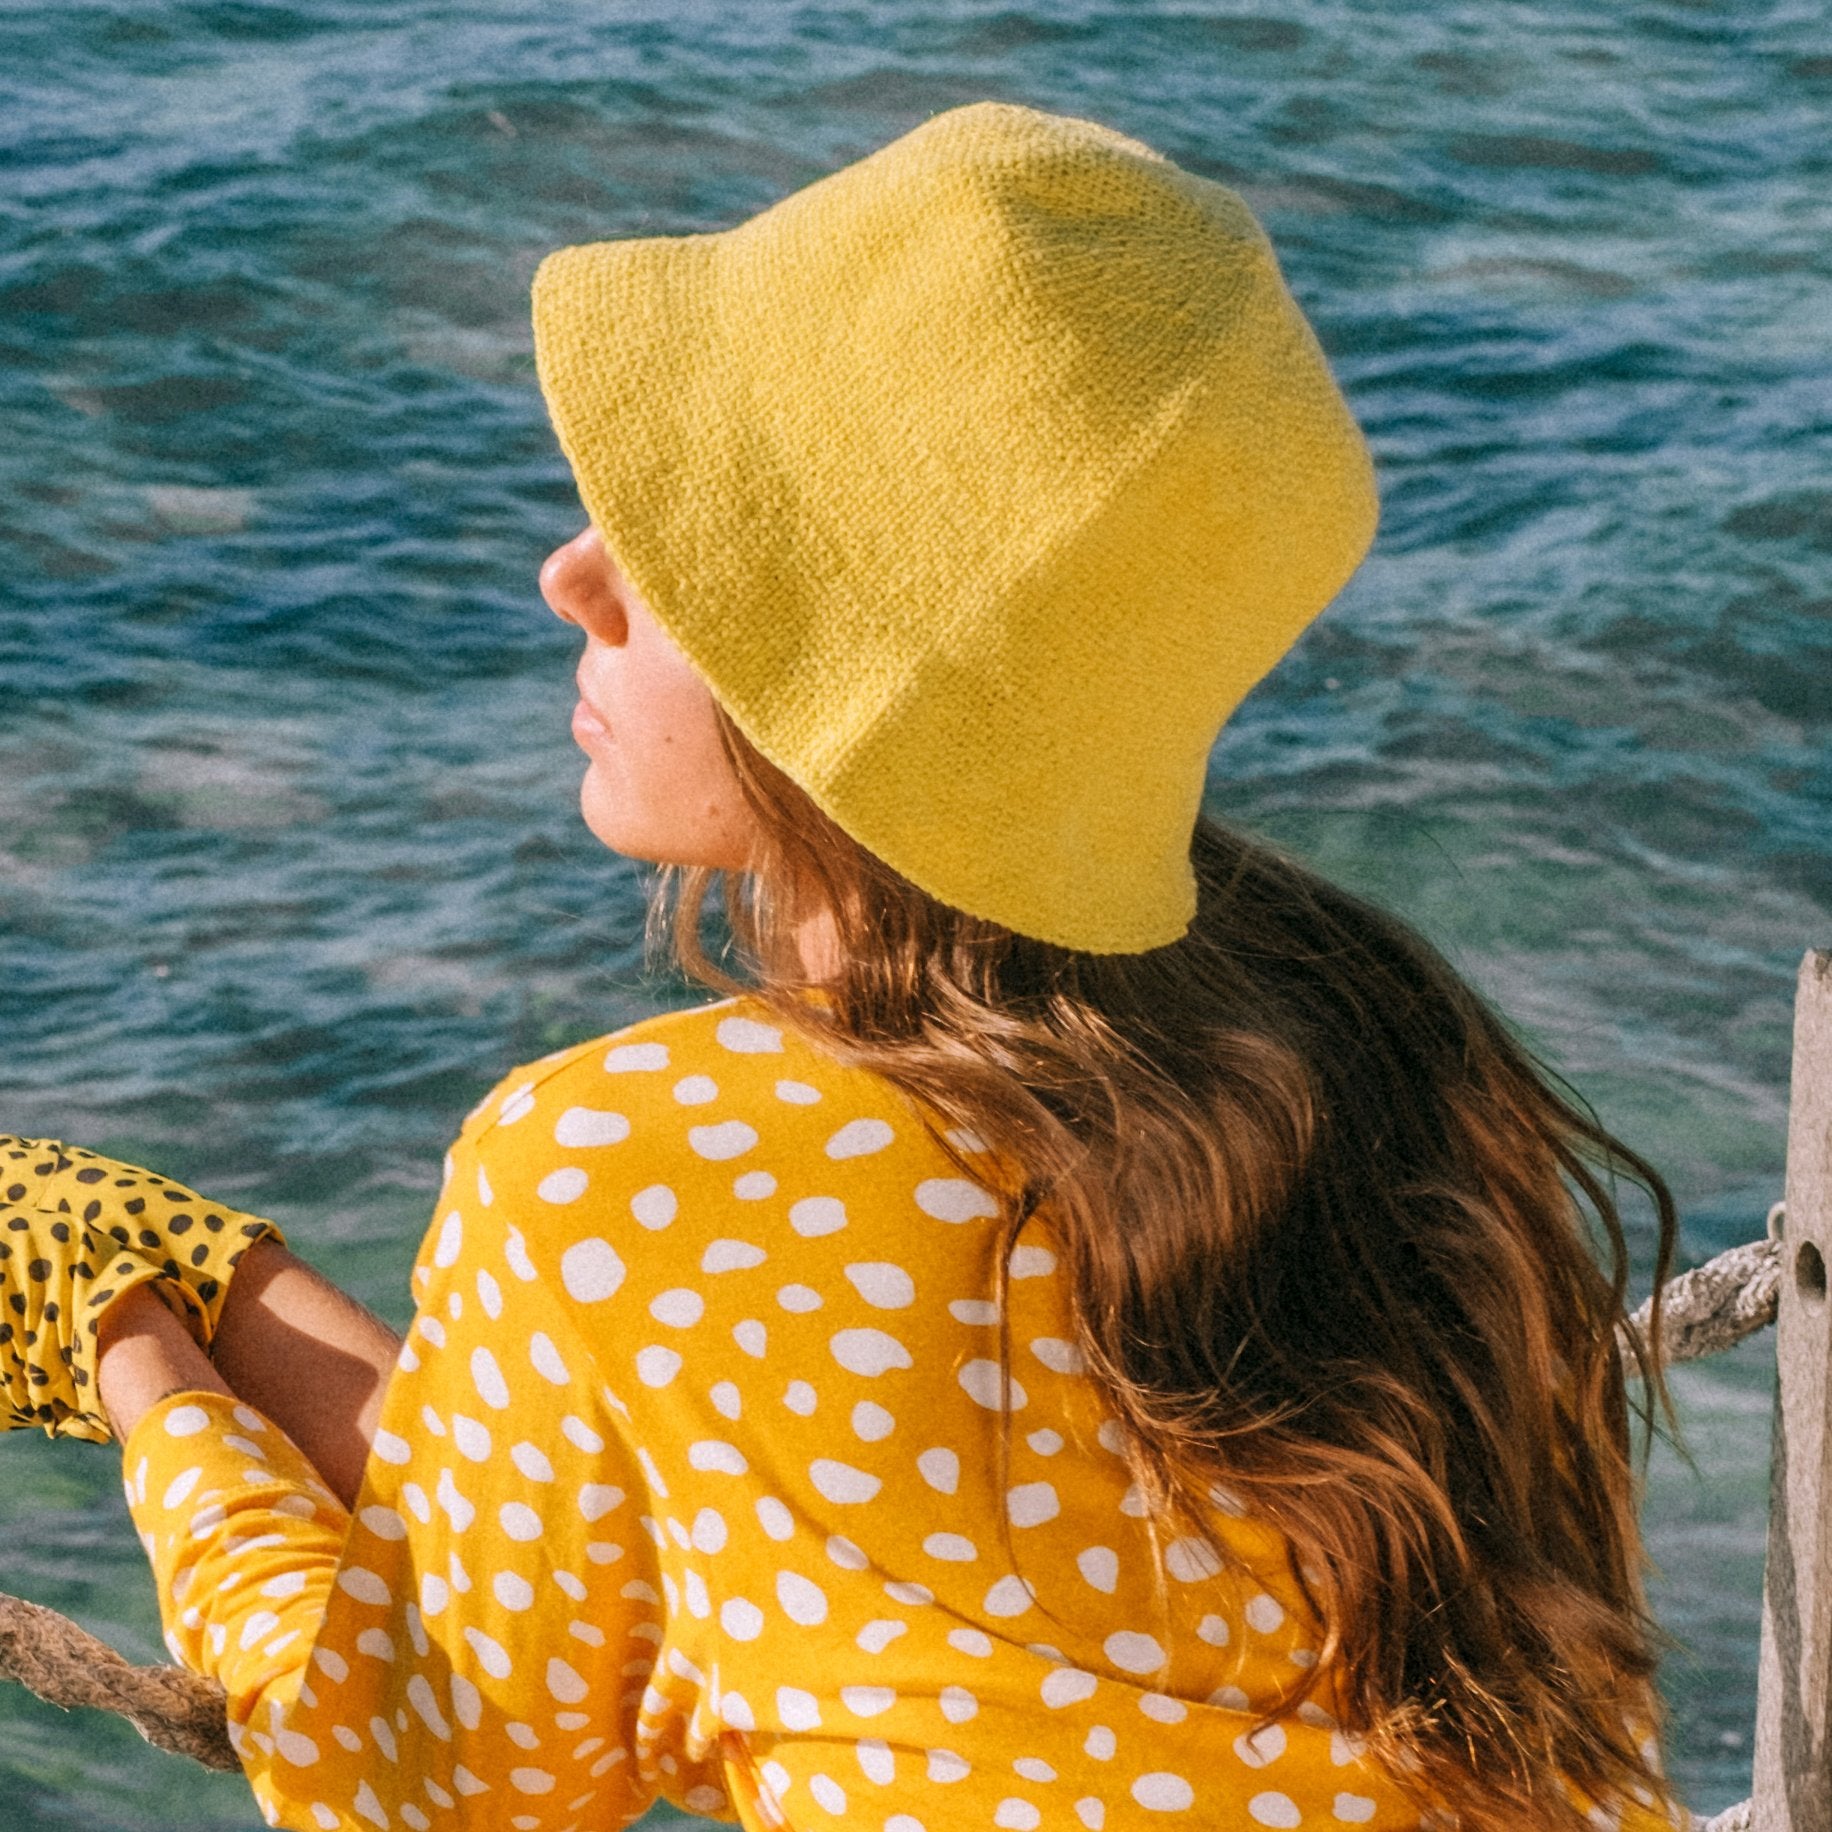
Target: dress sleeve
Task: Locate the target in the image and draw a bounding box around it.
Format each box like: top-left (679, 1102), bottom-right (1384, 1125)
top-left (123, 1093), bottom-right (666, 1832)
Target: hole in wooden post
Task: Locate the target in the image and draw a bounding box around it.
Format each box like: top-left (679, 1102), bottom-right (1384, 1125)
top-left (1796, 1239), bottom-right (1826, 1306)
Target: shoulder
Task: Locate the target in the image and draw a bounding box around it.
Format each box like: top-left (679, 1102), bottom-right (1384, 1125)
top-left (455, 994), bottom-right (899, 1147)
top-left (443, 993), bottom-right (1005, 1295)
top-left (450, 991), bottom-right (976, 1224)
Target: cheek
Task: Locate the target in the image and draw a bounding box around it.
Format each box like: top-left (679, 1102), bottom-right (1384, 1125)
top-left (638, 654), bottom-right (725, 777)
top-left (572, 605), bottom-right (757, 868)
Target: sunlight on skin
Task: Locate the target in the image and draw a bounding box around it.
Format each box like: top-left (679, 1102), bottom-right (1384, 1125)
top-left (540, 523), bottom-right (762, 873)
top-left (543, 523), bottom-right (840, 981)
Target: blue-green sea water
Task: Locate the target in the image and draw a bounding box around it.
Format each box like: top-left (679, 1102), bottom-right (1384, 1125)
top-left (1, 2), bottom-right (1826, 1826)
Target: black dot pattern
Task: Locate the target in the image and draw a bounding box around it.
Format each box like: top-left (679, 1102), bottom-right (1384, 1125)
top-left (0, 1135), bottom-right (287, 1443)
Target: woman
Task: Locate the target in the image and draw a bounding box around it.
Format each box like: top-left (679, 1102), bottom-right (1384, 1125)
top-left (2, 102), bottom-right (1679, 1831)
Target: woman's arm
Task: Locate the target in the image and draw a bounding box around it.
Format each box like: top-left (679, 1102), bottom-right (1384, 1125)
top-left (95, 1283), bottom-right (233, 1434)
top-left (96, 1242), bottom-right (402, 1510)
top-left (203, 1241), bottom-right (402, 1509)
top-left (110, 1102), bottom-right (664, 1832)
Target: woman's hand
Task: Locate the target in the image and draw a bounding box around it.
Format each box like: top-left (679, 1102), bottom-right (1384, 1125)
top-left (95, 1282), bottom-right (231, 1442)
top-left (97, 1236), bottom-right (405, 1509)
top-left (0, 1135), bottom-right (286, 1440)
top-left (2, 1134), bottom-right (401, 1507)
top-left (3, 1142), bottom-right (191, 1439)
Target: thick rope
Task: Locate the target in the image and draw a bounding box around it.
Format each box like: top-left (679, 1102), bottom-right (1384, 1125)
top-left (1695, 1803), bottom-right (1751, 1832)
top-left (0, 1232), bottom-right (1785, 1826)
top-left (1624, 1236), bottom-right (1781, 1372)
top-left (0, 1585), bottom-right (234, 1768)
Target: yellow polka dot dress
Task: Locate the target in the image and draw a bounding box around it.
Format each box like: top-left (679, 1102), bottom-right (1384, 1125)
top-left (124, 996), bottom-right (1674, 1832)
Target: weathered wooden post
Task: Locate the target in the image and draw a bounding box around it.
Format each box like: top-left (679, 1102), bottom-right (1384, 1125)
top-left (1755, 950), bottom-right (1832, 1832)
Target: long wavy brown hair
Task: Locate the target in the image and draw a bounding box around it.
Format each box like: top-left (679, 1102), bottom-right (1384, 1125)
top-left (649, 706), bottom-right (1679, 1832)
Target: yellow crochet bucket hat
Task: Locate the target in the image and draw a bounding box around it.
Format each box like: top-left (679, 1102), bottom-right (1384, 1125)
top-left (533, 100), bottom-right (1377, 954)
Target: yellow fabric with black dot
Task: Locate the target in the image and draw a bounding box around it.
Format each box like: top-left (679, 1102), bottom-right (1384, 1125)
top-left (0, 1135), bottom-right (285, 1441)
top-left (122, 998), bottom-right (1678, 1832)
top-left (531, 100), bottom-right (1379, 956)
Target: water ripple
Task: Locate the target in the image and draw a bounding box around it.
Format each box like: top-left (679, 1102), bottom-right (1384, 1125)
top-left (1, 2), bottom-right (1826, 1823)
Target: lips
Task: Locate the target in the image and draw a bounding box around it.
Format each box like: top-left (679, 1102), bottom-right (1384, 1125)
top-left (573, 670), bottom-right (612, 741)
top-left (572, 698), bottom-right (610, 744)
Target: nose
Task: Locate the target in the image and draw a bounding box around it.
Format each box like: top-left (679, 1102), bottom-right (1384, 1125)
top-left (540, 525), bottom-right (629, 645)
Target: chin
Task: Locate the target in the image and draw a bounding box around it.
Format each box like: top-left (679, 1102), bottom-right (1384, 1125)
top-left (579, 780), bottom-right (637, 858)
top-left (579, 795), bottom-right (701, 870)
top-left (580, 779), bottom-right (753, 872)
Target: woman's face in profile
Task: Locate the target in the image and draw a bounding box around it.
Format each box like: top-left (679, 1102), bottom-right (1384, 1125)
top-left (540, 525), bottom-right (758, 871)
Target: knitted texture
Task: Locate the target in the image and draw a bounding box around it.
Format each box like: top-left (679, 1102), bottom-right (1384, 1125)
top-left (533, 101), bottom-right (1378, 953)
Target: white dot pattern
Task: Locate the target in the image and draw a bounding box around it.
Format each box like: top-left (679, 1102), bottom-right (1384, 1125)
top-left (115, 995), bottom-right (1602, 1832)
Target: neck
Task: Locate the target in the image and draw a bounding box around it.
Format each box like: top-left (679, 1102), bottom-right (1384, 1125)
top-left (794, 907), bottom-right (843, 985)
